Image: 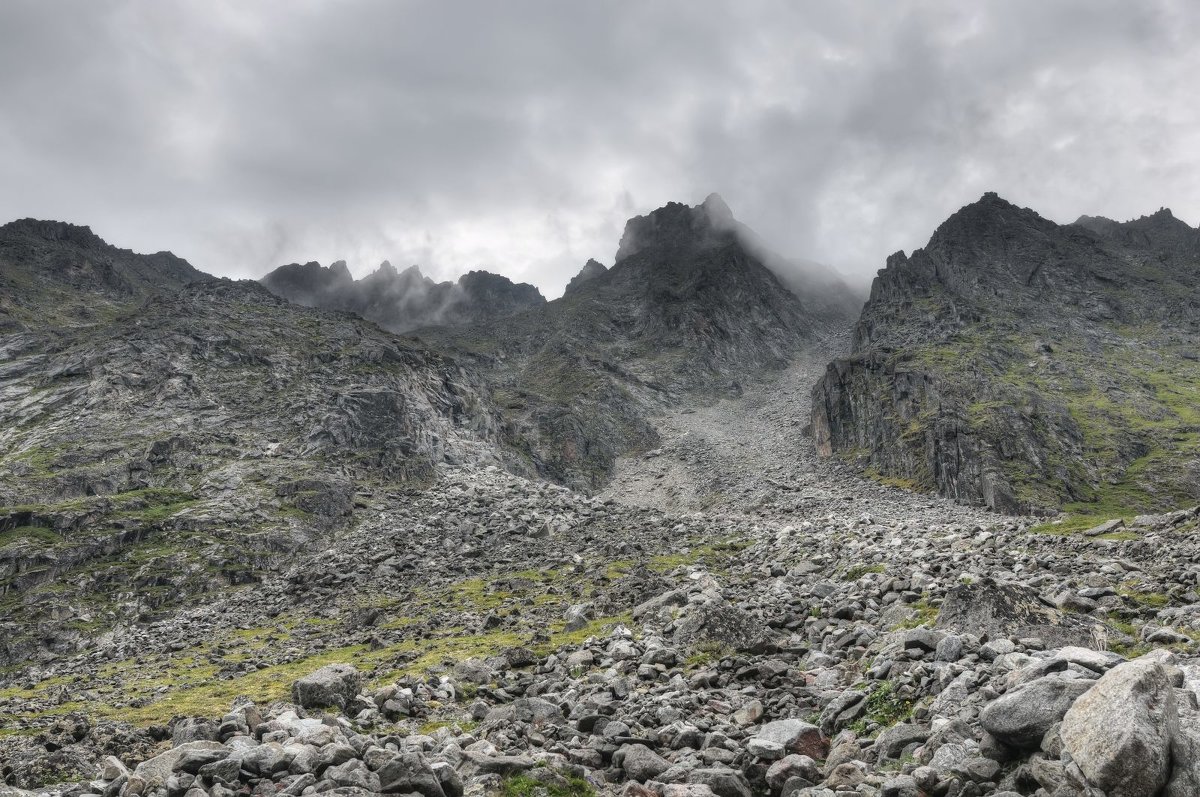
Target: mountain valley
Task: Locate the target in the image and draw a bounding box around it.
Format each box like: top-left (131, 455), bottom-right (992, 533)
top-left (2, 196), bottom-right (1199, 797)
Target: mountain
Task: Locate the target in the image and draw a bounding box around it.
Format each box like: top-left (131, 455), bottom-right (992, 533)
top-left (813, 192), bottom-right (1200, 516)
top-left (562, 257), bottom-right (607, 296)
top-left (420, 193), bottom-right (861, 487)
top-left (260, 259), bottom-right (545, 333)
top-left (0, 223), bottom-right (522, 670)
top-left (0, 218), bottom-right (208, 333)
top-left (3, 208), bottom-right (1200, 797)
top-left (0, 198), bottom-right (856, 666)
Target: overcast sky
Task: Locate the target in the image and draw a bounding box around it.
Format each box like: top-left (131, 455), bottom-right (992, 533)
top-left (2, 1), bottom-right (1198, 297)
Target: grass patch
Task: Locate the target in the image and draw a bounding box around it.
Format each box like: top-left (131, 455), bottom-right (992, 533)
top-left (0, 525), bottom-right (61, 547)
top-left (851, 681), bottom-right (915, 736)
top-left (844, 563), bottom-right (886, 581)
top-left (418, 719), bottom-right (478, 735)
top-left (4, 611), bottom-right (633, 727)
top-left (893, 597), bottom-right (938, 630)
top-left (500, 773), bottom-right (595, 797)
top-left (684, 640), bottom-right (733, 668)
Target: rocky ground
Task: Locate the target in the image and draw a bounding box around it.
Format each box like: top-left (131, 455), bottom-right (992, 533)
top-left (3, 342), bottom-right (1200, 797)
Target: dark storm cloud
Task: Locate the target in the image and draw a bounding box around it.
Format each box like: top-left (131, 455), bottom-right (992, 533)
top-left (1, 0), bottom-right (1197, 296)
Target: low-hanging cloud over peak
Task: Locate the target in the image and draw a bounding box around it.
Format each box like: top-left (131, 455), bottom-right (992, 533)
top-left (2, 0), bottom-right (1197, 298)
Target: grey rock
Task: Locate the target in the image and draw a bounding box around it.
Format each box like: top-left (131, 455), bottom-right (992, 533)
top-left (751, 719), bottom-right (825, 760)
top-left (981, 676), bottom-right (1093, 748)
top-left (171, 718), bottom-right (219, 746)
top-left (880, 775), bottom-right (919, 797)
top-left (291, 664), bottom-right (362, 710)
top-left (616, 743), bottom-right (670, 782)
top-left (764, 755), bottom-right (818, 792)
top-left (133, 742), bottom-right (227, 789)
top-left (686, 768), bottom-right (752, 797)
top-left (1061, 654), bottom-right (1180, 797)
top-left (376, 752), bottom-right (445, 797)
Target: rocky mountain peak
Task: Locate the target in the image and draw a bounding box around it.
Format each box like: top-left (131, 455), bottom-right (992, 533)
top-left (926, 192), bottom-right (1053, 247)
top-left (1075, 207), bottom-right (1198, 255)
top-left (260, 258), bottom-right (543, 333)
top-left (0, 217), bottom-right (109, 250)
top-left (563, 258), bottom-right (608, 296)
top-left (699, 191), bottom-right (736, 230)
top-left (0, 218), bottom-right (207, 323)
top-left (614, 194), bottom-right (742, 263)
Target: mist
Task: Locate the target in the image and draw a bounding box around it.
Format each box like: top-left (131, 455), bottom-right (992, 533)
top-left (1, 1), bottom-right (1198, 298)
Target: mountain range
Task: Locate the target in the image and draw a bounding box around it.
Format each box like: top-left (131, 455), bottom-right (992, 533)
top-left (259, 260), bottom-right (545, 333)
top-left (2, 192), bottom-right (1200, 797)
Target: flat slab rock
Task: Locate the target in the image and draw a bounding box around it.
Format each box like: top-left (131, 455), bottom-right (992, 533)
top-left (936, 578), bottom-right (1101, 648)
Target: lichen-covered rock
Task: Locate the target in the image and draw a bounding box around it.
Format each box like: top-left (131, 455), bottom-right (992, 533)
top-left (1060, 653), bottom-right (1180, 797)
top-left (291, 664), bottom-right (362, 710)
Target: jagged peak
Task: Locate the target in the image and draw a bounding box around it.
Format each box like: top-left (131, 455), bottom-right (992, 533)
top-left (563, 258), bottom-right (608, 296)
top-left (0, 218), bottom-right (109, 249)
top-left (700, 192), bottom-right (735, 230)
top-left (924, 192), bottom-right (1052, 248)
top-left (614, 194), bottom-right (742, 263)
top-left (363, 260), bottom-right (395, 278)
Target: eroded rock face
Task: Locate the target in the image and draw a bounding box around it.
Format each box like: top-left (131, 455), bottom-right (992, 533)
top-left (812, 192), bottom-right (1200, 513)
top-left (1060, 653), bottom-right (1180, 797)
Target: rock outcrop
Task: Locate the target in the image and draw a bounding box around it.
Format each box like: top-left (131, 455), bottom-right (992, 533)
top-left (563, 258), bottom-right (608, 296)
top-left (813, 192), bottom-right (1200, 513)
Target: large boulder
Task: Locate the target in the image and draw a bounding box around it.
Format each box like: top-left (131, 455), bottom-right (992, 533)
top-left (377, 752), bottom-right (446, 797)
top-left (132, 741), bottom-right (227, 789)
top-left (981, 676), bottom-right (1093, 749)
top-left (1060, 653), bottom-right (1180, 797)
top-left (291, 663), bottom-right (362, 710)
top-left (749, 719), bottom-right (826, 760)
top-left (673, 603), bottom-right (777, 654)
top-left (937, 578), bottom-right (1100, 648)
top-left (616, 743), bottom-right (671, 782)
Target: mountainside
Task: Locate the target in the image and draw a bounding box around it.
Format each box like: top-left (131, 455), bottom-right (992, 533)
top-left (813, 192), bottom-right (1200, 517)
top-left (0, 226), bottom-right (520, 670)
top-left (421, 194), bottom-right (860, 487)
top-left (0, 219), bottom-right (209, 333)
top-left (2, 207), bottom-right (1200, 797)
top-left (260, 259), bottom-right (545, 333)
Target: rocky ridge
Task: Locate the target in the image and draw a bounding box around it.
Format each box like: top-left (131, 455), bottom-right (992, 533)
top-left (813, 193), bottom-right (1200, 517)
top-left (259, 261), bottom-right (546, 334)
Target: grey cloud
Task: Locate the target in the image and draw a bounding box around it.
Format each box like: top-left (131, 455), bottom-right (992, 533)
top-left (1, 0), bottom-right (1198, 297)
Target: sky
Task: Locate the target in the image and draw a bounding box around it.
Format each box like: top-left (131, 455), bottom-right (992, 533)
top-left (2, 1), bottom-right (1199, 298)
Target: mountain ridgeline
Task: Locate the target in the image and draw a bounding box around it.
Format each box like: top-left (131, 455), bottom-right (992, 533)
top-left (7, 196), bottom-right (1200, 797)
top-left (260, 259), bottom-right (546, 333)
top-left (416, 193), bottom-right (861, 486)
top-left (813, 192), bottom-right (1200, 516)
top-left (0, 195), bottom-right (857, 666)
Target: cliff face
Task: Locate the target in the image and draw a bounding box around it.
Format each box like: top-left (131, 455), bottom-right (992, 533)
top-left (813, 193), bottom-right (1200, 514)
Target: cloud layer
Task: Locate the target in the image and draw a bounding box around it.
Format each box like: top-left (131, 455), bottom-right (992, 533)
top-left (2, 1), bottom-right (1198, 296)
